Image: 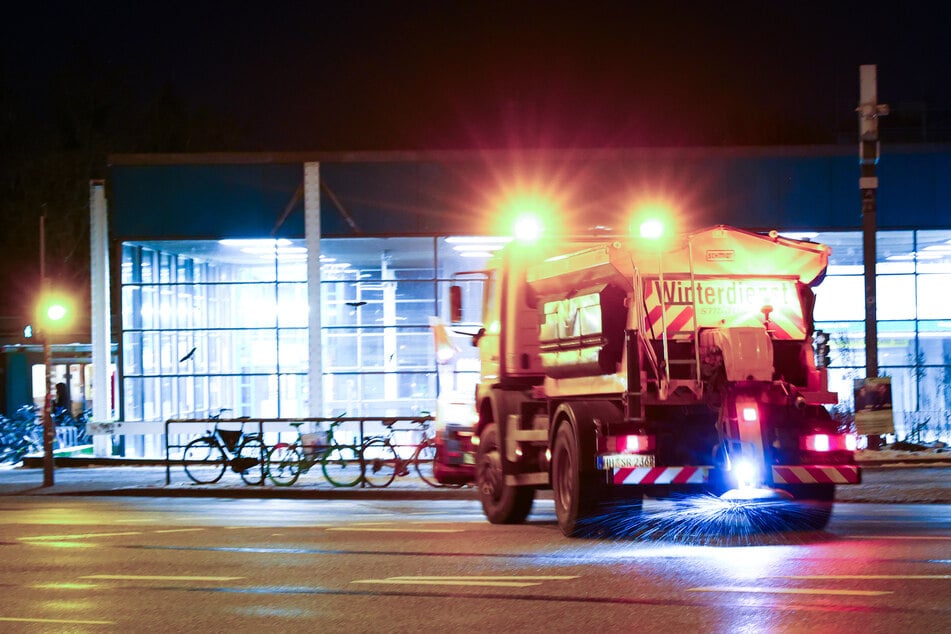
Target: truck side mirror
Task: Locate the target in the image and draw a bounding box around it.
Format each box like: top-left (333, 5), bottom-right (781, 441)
top-left (450, 285), bottom-right (463, 323)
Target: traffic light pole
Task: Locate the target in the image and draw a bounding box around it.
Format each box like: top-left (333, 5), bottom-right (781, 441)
top-left (858, 65), bottom-right (888, 449)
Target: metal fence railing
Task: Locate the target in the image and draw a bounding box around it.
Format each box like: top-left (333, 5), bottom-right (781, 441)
top-left (164, 415), bottom-right (435, 486)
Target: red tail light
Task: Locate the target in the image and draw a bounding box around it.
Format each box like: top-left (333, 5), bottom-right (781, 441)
top-left (609, 435), bottom-right (655, 453)
top-left (802, 433), bottom-right (857, 452)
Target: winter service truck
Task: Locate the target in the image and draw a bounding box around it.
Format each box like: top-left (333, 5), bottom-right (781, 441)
top-left (449, 224), bottom-right (860, 537)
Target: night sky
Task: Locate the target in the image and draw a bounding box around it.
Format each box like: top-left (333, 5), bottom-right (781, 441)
top-left (4, 0), bottom-right (950, 151)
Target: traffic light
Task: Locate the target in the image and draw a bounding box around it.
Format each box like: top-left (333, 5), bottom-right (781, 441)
top-left (35, 291), bottom-right (76, 333)
top-left (814, 329), bottom-right (831, 368)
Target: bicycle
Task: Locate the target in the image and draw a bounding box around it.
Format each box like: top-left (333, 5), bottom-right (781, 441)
top-left (361, 416), bottom-right (454, 488)
top-left (0, 405), bottom-right (45, 465)
top-left (266, 415), bottom-right (362, 487)
top-left (52, 406), bottom-right (92, 447)
top-left (181, 411), bottom-right (265, 485)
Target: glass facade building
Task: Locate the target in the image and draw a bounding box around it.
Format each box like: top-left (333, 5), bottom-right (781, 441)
top-left (812, 229), bottom-right (951, 442)
top-left (102, 147), bottom-right (951, 453)
top-left (118, 229), bottom-right (951, 443)
top-left (119, 236), bottom-right (487, 423)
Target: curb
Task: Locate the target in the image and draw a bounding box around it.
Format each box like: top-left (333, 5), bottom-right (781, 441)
top-left (8, 457), bottom-right (949, 502)
top-left (50, 485), bottom-right (480, 501)
top-left (23, 455), bottom-right (951, 470)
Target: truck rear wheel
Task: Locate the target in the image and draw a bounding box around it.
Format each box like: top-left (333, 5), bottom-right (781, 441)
top-left (776, 483), bottom-right (835, 531)
top-left (476, 423), bottom-right (534, 524)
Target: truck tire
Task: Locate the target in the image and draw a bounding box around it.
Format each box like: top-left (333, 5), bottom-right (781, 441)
top-left (552, 423), bottom-right (606, 537)
top-left (476, 423), bottom-right (534, 524)
top-left (777, 483), bottom-right (835, 531)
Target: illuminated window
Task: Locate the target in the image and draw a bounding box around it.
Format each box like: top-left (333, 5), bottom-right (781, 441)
top-left (119, 236), bottom-right (492, 423)
top-left (815, 229), bottom-right (951, 442)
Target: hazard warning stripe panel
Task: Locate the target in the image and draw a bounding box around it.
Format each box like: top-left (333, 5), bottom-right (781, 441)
top-left (772, 465), bottom-right (860, 485)
top-left (613, 466), bottom-right (710, 485)
top-left (642, 277), bottom-right (807, 340)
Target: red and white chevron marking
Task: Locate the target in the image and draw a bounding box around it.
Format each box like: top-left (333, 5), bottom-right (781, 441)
top-left (613, 466), bottom-right (709, 486)
top-left (642, 278), bottom-right (806, 340)
top-left (772, 465), bottom-right (860, 484)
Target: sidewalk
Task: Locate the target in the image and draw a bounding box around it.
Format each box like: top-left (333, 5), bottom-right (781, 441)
top-left (2, 457), bottom-right (949, 504)
top-left (0, 459), bottom-right (478, 500)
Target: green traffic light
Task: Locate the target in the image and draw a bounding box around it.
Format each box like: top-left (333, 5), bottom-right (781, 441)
top-left (36, 291), bottom-right (76, 332)
top-left (47, 303), bottom-right (68, 321)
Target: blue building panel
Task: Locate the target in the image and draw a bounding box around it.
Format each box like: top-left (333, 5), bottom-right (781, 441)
top-left (878, 152), bottom-right (938, 228)
top-left (110, 164), bottom-right (305, 239)
top-left (108, 146), bottom-right (951, 240)
top-left (321, 162), bottom-right (466, 235)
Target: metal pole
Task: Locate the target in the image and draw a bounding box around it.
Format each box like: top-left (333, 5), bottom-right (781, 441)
top-left (40, 214), bottom-right (55, 486)
top-left (657, 247), bottom-right (670, 399)
top-left (857, 64), bottom-right (889, 449)
top-left (42, 336), bottom-right (54, 486)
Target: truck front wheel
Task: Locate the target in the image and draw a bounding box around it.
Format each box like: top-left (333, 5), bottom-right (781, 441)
top-left (552, 423), bottom-right (608, 537)
top-left (476, 423), bottom-right (534, 524)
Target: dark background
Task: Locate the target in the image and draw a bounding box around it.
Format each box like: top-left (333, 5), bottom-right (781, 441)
top-left (1, 0), bottom-right (949, 325)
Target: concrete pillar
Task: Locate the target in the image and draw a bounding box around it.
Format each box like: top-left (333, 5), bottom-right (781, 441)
top-left (89, 180), bottom-right (112, 456)
top-left (304, 163), bottom-right (323, 417)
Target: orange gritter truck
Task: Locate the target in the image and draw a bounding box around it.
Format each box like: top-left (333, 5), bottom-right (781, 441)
top-left (450, 224), bottom-right (860, 537)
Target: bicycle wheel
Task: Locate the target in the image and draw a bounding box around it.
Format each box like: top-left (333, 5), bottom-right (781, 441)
top-left (360, 438), bottom-right (400, 488)
top-left (413, 437), bottom-right (451, 487)
top-left (321, 443), bottom-right (363, 487)
top-left (267, 443), bottom-right (303, 486)
top-left (182, 437), bottom-right (227, 484)
top-left (236, 435), bottom-right (266, 485)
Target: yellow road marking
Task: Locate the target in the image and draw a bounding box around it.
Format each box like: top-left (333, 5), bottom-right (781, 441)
top-left (19, 531), bottom-right (142, 542)
top-left (0, 616), bottom-right (114, 625)
top-left (354, 579), bottom-right (541, 587)
top-left (389, 575), bottom-right (579, 581)
top-left (153, 528), bottom-right (206, 534)
top-left (773, 575), bottom-right (951, 580)
top-left (81, 574), bottom-right (244, 582)
top-left (352, 575), bottom-right (578, 588)
top-left (327, 527), bottom-right (464, 533)
top-left (688, 586), bottom-right (892, 596)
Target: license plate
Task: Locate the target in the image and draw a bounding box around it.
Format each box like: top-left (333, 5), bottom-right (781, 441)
top-left (599, 453), bottom-right (656, 469)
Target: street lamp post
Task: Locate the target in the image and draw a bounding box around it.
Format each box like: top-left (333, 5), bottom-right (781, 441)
top-left (36, 215), bottom-right (75, 486)
top-left (41, 325), bottom-right (55, 486)
top-left (39, 214), bottom-right (55, 486)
